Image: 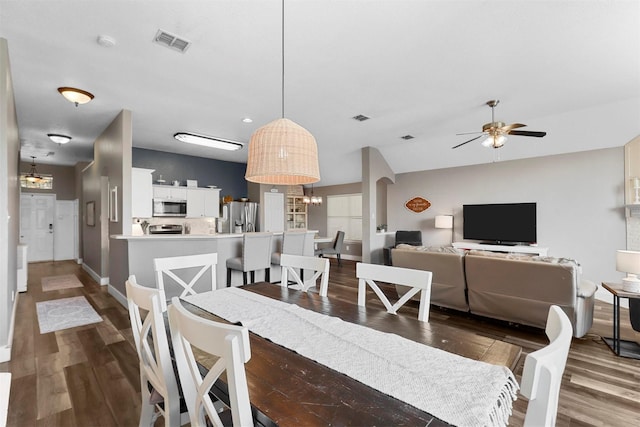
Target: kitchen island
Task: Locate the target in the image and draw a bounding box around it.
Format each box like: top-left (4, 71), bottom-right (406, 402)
top-left (109, 231), bottom-right (316, 306)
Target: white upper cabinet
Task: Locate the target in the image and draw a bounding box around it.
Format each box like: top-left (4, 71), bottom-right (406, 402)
top-left (132, 168), bottom-right (154, 218)
top-left (186, 188), bottom-right (220, 218)
top-left (153, 185), bottom-right (187, 201)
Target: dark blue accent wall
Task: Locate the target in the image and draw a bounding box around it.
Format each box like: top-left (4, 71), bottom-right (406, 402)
top-left (132, 148), bottom-right (248, 199)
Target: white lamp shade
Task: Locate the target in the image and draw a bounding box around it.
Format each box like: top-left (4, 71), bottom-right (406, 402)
top-left (435, 215), bottom-right (453, 229)
top-left (616, 250), bottom-right (640, 274)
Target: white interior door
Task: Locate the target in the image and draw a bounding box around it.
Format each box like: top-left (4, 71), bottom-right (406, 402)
top-left (54, 200), bottom-right (78, 261)
top-left (263, 192), bottom-right (285, 232)
top-left (20, 193), bottom-right (55, 262)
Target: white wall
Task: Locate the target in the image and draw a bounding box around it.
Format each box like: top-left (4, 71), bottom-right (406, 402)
top-left (0, 38), bottom-right (20, 361)
top-left (388, 147), bottom-right (626, 303)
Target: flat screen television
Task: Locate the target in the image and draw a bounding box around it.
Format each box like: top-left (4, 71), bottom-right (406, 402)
top-left (463, 202), bottom-right (537, 245)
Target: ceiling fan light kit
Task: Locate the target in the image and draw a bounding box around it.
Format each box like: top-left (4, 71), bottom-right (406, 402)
top-left (453, 99), bottom-right (546, 150)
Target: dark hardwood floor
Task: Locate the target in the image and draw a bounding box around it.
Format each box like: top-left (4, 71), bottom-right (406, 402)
top-left (1, 259), bottom-right (639, 426)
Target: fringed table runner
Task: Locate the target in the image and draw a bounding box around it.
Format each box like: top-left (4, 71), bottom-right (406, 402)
top-left (183, 288), bottom-right (518, 427)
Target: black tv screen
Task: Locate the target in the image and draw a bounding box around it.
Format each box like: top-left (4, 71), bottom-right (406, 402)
top-left (463, 203), bottom-right (537, 244)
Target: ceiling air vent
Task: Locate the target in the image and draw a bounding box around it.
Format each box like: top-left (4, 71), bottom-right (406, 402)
top-left (352, 114), bottom-right (370, 122)
top-left (400, 135), bottom-right (415, 140)
top-left (154, 29), bottom-right (191, 53)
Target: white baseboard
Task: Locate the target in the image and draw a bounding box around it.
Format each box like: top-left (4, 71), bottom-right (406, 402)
top-left (82, 263), bottom-right (109, 285)
top-left (76, 258), bottom-right (83, 265)
top-left (108, 284), bottom-right (127, 308)
top-left (0, 293), bottom-right (20, 362)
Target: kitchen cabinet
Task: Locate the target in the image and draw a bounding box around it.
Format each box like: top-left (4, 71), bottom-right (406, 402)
top-left (287, 196), bottom-right (307, 229)
top-left (153, 185), bottom-right (187, 201)
top-left (132, 168), bottom-right (154, 218)
top-left (187, 188), bottom-right (220, 218)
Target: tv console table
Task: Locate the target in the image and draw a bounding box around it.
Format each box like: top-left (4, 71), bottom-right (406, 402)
top-left (452, 242), bottom-right (549, 256)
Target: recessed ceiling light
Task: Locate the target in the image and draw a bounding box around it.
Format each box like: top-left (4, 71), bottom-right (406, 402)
top-left (174, 132), bottom-right (243, 151)
top-left (242, 118), bottom-right (253, 123)
top-left (57, 87), bottom-right (94, 106)
top-left (47, 133), bottom-right (72, 144)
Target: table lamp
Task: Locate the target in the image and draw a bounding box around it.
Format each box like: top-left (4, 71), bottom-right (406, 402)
top-left (616, 250), bottom-right (640, 292)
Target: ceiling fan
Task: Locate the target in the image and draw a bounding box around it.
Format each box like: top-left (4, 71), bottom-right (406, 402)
top-left (452, 100), bottom-right (546, 149)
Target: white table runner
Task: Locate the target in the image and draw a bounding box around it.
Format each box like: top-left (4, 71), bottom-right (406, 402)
top-left (183, 287), bottom-right (518, 426)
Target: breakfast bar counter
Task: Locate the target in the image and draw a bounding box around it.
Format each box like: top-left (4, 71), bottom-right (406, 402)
top-left (108, 231), bottom-right (316, 304)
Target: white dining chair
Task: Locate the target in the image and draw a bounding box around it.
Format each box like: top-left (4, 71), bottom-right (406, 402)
top-left (280, 254), bottom-right (330, 297)
top-left (356, 263), bottom-right (433, 322)
top-left (168, 297), bottom-right (254, 427)
top-left (154, 253), bottom-right (218, 307)
top-left (521, 305), bottom-right (573, 427)
top-left (125, 275), bottom-right (188, 427)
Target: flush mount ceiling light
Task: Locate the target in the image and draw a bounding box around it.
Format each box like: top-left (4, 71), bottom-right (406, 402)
top-left (57, 87), bottom-right (94, 107)
top-left (174, 132), bottom-right (243, 151)
top-left (245, 0), bottom-right (320, 185)
top-left (47, 133), bottom-right (72, 144)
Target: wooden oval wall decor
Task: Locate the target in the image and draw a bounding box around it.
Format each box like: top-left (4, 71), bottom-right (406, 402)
top-left (405, 197), bottom-right (431, 213)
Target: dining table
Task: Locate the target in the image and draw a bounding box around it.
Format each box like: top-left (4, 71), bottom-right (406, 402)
top-left (181, 282), bottom-right (522, 426)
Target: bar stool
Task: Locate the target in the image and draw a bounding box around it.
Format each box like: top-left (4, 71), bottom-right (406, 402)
top-left (270, 230), bottom-right (307, 283)
top-left (226, 232), bottom-right (273, 286)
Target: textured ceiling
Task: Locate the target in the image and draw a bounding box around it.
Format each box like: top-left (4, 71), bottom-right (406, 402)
top-left (2, 0), bottom-right (639, 186)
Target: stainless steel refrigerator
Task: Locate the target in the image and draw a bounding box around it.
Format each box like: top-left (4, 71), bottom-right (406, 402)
top-left (219, 201), bottom-right (259, 233)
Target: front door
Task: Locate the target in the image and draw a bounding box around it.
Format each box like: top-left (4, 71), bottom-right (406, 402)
top-left (20, 193), bottom-right (55, 262)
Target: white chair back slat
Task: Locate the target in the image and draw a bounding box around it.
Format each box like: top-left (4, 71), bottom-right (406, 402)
top-left (280, 254), bottom-right (330, 296)
top-left (154, 253), bottom-right (218, 304)
top-left (126, 276), bottom-right (184, 427)
top-left (356, 263), bottom-right (433, 322)
top-left (168, 297), bottom-right (254, 427)
top-left (521, 305), bottom-right (573, 427)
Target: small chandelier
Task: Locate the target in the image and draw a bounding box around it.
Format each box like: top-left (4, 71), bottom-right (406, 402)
top-left (25, 156), bottom-right (43, 183)
top-left (57, 86), bottom-right (94, 107)
top-left (303, 184), bottom-right (322, 205)
top-left (245, 0), bottom-right (320, 185)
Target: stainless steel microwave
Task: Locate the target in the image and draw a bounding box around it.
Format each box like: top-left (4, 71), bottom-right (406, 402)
top-left (153, 199), bottom-right (187, 217)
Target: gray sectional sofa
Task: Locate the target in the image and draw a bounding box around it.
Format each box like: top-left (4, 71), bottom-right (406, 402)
top-left (391, 245), bottom-right (597, 337)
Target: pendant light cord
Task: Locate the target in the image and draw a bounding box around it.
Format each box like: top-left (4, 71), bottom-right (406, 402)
top-left (281, 0), bottom-right (285, 118)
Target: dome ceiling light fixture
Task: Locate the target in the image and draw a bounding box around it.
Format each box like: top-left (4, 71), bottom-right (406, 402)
top-left (57, 86), bottom-right (94, 107)
top-left (244, 0), bottom-right (320, 185)
top-left (47, 133), bottom-right (72, 144)
top-left (174, 132), bottom-right (243, 151)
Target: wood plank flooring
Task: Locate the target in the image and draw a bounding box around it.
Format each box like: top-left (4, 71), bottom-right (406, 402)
top-left (1, 259), bottom-right (639, 426)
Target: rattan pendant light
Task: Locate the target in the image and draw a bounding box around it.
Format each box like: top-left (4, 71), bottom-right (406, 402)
top-left (245, 0), bottom-right (320, 185)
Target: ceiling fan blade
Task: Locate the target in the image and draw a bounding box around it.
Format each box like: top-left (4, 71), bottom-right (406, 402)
top-left (456, 131), bottom-right (484, 136)
top-left (508, 130), bottom-right (547, 137)
top-left (501, 123), bottom-right (527, 132)
top-left (452, 134), bottom-right (484, 149)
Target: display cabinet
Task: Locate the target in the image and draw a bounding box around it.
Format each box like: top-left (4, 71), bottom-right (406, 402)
top-left (287, 196), bottom-right (307, 229)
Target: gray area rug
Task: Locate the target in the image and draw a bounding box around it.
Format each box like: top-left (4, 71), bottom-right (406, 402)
top-left (36, 296), bottom-right (103, 334)
top-left (41, 274), bottom-right (84, 292)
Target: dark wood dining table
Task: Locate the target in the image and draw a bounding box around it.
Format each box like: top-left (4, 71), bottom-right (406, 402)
top-left (182, 282), bottom-right (522, 426)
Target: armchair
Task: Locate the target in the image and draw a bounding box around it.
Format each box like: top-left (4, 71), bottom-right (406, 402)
top-left (383, 230), bottom-right (423, 265)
